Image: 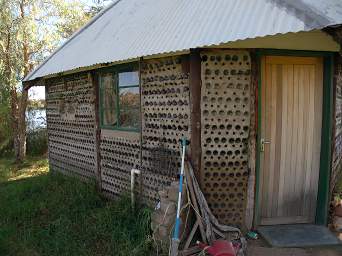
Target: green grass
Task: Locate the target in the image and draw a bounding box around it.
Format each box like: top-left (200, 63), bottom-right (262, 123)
top-left (0, 156), bottom-right (49, 182)
top-left (0, 156), bottom-right (152, 256)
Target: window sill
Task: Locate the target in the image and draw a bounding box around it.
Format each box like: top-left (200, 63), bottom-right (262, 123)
top-left (100, 126), bottom-right (140, 133)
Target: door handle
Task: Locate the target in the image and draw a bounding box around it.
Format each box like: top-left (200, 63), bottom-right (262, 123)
top-left (260, 138), bottom-right (271, 152)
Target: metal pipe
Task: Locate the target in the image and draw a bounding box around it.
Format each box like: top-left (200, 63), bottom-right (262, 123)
top-left (131, 168), bottom-right (141, 209)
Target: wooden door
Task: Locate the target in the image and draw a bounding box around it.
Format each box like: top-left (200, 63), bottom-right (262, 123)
top-left (260, 56), bottom-right (323, 225)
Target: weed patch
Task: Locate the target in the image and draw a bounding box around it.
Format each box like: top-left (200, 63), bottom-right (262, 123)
top-left (0, 157), bottom-right (152, 256)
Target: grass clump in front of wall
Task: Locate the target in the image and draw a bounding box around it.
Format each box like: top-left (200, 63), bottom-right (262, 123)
top-left (335, 170), bottom-right (342, 197)
top-left (0, 156), bottom-right (152, 256)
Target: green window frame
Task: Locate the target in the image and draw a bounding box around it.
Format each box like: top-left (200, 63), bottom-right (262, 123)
top-left (99, 63), bottom-right (140, 132)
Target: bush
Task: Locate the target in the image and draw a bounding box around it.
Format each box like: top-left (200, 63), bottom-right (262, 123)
top-left (0, 137), bottom-right (13, 157)
top-left (26, 128), bottom-right (48, 156)
top-left (0, 94), bottom-right (13, 157)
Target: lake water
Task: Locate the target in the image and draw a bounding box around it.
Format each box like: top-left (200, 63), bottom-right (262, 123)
top-left (26, 109), bottom-right (46, 131)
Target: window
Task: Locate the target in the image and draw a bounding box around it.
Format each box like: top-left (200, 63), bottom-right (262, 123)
top-left (99, 64), bottom-right (140, 131)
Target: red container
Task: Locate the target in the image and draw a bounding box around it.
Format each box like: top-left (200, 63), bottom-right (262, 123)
top-left (198, 240), bottom-right (237, 256)
top-left (335, 204), bottom-right (342, 217)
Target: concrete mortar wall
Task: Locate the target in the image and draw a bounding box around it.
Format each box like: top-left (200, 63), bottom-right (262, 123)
top-left (45, 72), bottom-right (97, 180)
top-left (332, 54), bottom-right (342, 193)
top-left (200, 50), bottom-right (252, 228)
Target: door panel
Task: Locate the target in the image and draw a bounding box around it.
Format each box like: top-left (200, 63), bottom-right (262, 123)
top-left (260, 56), bottom-right (323, 225)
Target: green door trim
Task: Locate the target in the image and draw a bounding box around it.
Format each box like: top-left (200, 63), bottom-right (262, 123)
top-left (254, 49), bottom-right (334, 227)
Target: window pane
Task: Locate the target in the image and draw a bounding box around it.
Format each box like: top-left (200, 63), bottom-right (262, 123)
top-left (119, 71), bottom-right (139, 87)
top-left (119, 107), bottom-right (140, 129)
top-left (102, 74), bottom-right (117, 126)
top-left (119, 87), bottom-right (140, 128)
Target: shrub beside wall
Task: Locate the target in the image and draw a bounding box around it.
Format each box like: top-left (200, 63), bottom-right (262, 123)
top-left (27, 128), bottom-right (48, 156)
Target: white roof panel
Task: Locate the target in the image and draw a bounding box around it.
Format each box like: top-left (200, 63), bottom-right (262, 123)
top-left (25, 0), bottom-right (342, 81)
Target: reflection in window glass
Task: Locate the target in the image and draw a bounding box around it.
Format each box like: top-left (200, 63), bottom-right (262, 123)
top-left (119, 87), bottom-right (140, 128)
top-left (102, 74), bottom-right (117, 126)
top-left (119, 71), bottom-right (139, 87)
top-left (119, 108), bottom-right (140, 129)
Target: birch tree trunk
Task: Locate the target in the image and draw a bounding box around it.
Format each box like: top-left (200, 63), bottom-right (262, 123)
top-left (3, 25), bottom-right (22, 162)
top-left (17, 89), bottom-right (28, 162)
top-left (15, 0), bottom-right (29, 162)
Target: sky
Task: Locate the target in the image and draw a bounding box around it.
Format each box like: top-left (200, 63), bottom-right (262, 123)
top-left (29, 86), bottom-right (45, 100)
top-left (29, 0), bottom-right (112, 101)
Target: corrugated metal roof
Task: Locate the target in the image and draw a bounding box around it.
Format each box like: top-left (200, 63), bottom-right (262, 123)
top-left (24, 0), bottom-right (342, 81)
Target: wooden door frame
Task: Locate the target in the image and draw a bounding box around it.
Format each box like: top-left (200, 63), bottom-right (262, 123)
top-left (254, 49), bottom-right (334, 227)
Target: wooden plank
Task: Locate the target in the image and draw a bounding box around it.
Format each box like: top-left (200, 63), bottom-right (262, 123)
top-left (91, 71), bottom-right (102, 191)
top-left (245, 51), bottom-right (258, 230)
top-left (302, 65), bottom-right (313, 218)
top-left (179, 246), bottom-right (202, 256)
top-left (184, 162), bottom-right (207, 244)
top-left (300, 66), bottom-right (309, 217)
top-left (23, 77), bottom-right (45, 90)
top-left (288, 65), bottom-right (299, 217)
top-left (259, 56), bottom-right (266, 219)
top-left (277, 64), bottom-right (289, 217)
top-left (101, 129), bottom-right (140, 140)
top-left (261, 62), bottom-right (272, 218)
top-left (183, 220), bottom-right (199, 250)
top-left (139, 58), bottom-right (143, 201)
top-left (266, 64), bottom-right (277, 218)
top-left (266, 56), bottom-right (320, 65)
top-left (308, 58), bottom-right (323, 222)
top-left (294, 65), bottom-right (305, 217)
top-left (284, 64), bottom-right (294, 218)
top-left (45, 82), bottom-right (54, 172)
top-left (272, 64), bottom-right (283, 217)
top-left (189, 49), bottom-right (201, 182)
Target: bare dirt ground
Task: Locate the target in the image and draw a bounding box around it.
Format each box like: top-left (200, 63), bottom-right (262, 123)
top-left (247, 236), bottom-right (342, 256)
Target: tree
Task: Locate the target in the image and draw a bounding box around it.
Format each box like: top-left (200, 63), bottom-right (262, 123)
top-left (0, 0), bottom-right (92, 162)
top-left (0, 69), bottom-right (12, 155)
top-left (86, 0), bottom-right (114, 16)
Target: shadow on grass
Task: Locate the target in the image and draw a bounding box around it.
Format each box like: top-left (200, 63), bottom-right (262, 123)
top-left (0, 171), bottom-right (152, 256)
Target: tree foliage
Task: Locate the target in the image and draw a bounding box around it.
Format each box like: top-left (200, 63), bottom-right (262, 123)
top-left (0, 0), bottom-right (99, 160)
top-left (0, 0), bottom-right (92, 74)
top-left (86, 0), bottom-right (114, 16)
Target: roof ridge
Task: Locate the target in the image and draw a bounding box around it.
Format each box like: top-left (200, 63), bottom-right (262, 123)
top-left (24, 0), bottom-right (122, 81)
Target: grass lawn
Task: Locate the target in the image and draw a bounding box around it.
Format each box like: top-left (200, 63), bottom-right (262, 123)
top-left (0, 156), bottom-right (152, 256)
